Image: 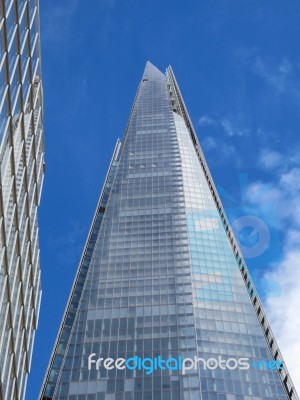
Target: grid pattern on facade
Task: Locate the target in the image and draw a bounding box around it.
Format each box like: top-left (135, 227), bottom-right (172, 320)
top-left (52, 63), bottom-right (198, 400)
top-left (0, 1), bottom-right (44, 399)
top-left (166, 66), bottom-right (299, 400)
top-left (173, 111), bottom-right (288, 400)
top-left (41, 62), bottom-right (297, 400)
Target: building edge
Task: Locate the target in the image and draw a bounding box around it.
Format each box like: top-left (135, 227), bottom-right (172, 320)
top-left (166, 65), bottom-right (299, 400)
top-left (39, 140), bottom-right (122, 400)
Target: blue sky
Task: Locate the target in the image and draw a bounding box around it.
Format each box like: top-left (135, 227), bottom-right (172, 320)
top-left (27, 0), bottom-right (300, 397)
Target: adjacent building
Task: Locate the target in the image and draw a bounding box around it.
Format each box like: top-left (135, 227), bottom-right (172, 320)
top-left (0, 1), bottom-right (44, 399)
top-left (40, 62), bottom-right (297, 400)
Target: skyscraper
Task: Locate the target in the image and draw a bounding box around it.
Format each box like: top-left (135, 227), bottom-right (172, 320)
top-left (40, 62), bottom-right (297, 400)
top-left (0, 1), bottom-right (44, 399)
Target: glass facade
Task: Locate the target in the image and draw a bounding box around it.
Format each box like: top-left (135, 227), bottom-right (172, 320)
top-left (40, 62), bottom-right (297, 400)
top-left (0, 1), bottom-right (44, 399)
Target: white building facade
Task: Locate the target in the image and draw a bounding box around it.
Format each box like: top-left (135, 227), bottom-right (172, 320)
top-left (0, 1), bottom-right (44, 399)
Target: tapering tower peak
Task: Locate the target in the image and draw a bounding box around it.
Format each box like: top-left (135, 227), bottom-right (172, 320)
top-left (142, 60), bottom-right (165, 81)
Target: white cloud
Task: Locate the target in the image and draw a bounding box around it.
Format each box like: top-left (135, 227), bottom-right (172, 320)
top-left (259, 149), bottom-right (283, 170)
top-left (264, 247), bottom-right (300, 393)
top-left (245, 181), bottom-right (281, 205)
top-left (252, 56), bottom-right (300, 102)
top-left (244, 164), bottom-right (300, 392)
top-left (280, 167), bottom-right (300, 192)
top-left (235, 49), bottom-right (300, 101)
top-left (277, 168), bottom-right (300, 227)
top-left (199, 116), bottom-right (216, 126)
top-left (246, 182), bottom-right (300, 233)
top-left (254, 57), bottom-right (292, 94)
top-left (201, 136), bottom-right (237, 160)
top-left (221, 118), bottom-right (246, 137)
top-left (199, 116), bottom-right (241, 160)
top-left (199, 114), bottom-right (249, 137)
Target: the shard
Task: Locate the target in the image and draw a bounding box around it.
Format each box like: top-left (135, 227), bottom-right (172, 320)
top-left (40, 62), bottom-right (298, 400)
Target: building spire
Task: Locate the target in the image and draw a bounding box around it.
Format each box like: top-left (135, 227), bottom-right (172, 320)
top-left (142, 60), bottom-right (164, 81)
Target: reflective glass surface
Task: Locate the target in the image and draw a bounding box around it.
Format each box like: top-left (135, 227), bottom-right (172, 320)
top-left (0, 1), bottom-right (44, 399)
top-left (45, 63), bottom-right (292, 400)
